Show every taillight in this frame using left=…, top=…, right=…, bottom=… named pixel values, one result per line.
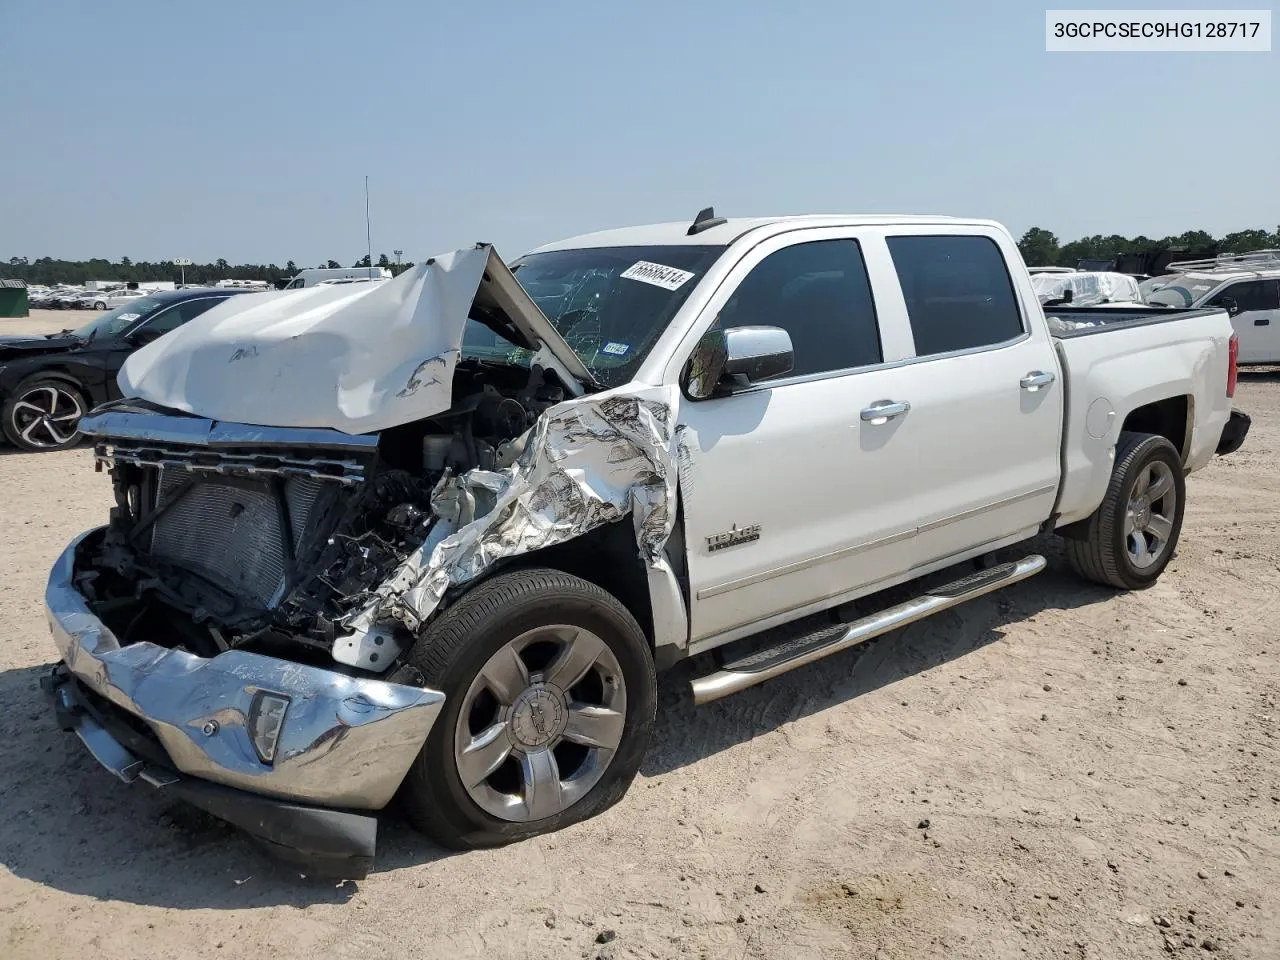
left=1227, top=333, right=1238, bottom=399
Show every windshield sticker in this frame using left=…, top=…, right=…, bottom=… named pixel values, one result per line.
left=601, top=341, right=630, bottom=356
left=116, top=313, right=141, bottom=322
left=620, top=261, right=695, bottom=291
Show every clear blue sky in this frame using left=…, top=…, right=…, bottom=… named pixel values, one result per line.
left=1, top=0, right=1275, bottom=266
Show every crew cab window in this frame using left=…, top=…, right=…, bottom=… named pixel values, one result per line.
left=143, top=297, right=226, bottom=335
left=887, top=235, right=1023, bottom=356
left=717, top=239, right=882, bottom=376
left=1207, top=280, right=1280, bottom=312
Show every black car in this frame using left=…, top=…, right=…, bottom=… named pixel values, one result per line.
left=0, top=288, right=251, bottom=451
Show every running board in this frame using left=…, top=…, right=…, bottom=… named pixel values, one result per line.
left=689, top=554, right=1047, bottom=705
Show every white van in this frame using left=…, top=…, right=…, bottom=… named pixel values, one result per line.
left=283, top=267, right=392, bottom=289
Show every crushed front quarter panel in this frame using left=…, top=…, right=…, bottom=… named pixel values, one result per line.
left=342, top=385, right=681, bottom=635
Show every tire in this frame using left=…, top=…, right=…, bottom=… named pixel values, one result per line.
left=1064, top=431, right=1186, bottom=590
left=1, top=377, right=89, bottom=451
left=396, top=567, right=657, bottom=850
left=94, top=301, right=107, bottom=310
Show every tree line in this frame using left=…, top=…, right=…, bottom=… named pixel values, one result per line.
left=1016, top=226, right=1280, bottom=268
left=7, top=224, right=1280, bottom=285
left=2, top=253, right=417, bottom=286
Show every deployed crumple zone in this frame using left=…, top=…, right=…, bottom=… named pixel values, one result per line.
left=343, top=385, right=680, bottom=635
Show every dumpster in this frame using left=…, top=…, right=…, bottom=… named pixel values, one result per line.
left=0, top=280, right=29, bottom=318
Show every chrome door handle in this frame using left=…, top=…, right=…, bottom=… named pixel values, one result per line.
left=860, top=400, right=911, bottom=424
left=1020, top=370, right=1056, bottom=391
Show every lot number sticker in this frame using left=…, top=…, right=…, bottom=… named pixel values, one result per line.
left=620, top=261, right=695, bottom=291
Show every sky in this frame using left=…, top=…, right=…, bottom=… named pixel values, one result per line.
left=1, top=0, right=1276, bottom=267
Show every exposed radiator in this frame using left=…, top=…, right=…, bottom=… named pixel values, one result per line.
left=149, top=470, right=325, bottom=608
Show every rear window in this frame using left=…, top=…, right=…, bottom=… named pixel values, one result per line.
left=887, top=235, right=1024, bottom=356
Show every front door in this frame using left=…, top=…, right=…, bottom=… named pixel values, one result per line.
left=676, top=232, right=920, bottom=644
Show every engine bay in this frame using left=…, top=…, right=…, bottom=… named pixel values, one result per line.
left=78, top=359, right=570, bottom=671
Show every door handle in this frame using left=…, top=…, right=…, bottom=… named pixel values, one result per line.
left=1020, top=370, right=1056, bottom=391
left=860, top=400, right=911, bottom=424
left=1255, top=317, right=1270, bottom=326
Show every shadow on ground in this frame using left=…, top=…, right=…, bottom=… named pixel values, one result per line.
left=0, top=540, right=1112, bottom=908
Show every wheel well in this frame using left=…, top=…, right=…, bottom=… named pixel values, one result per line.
left=14, top=368, right=85, bottom=394
left=499, top=522, right=655, bottom=643
left=1120, top=396, right=1190, bottom=463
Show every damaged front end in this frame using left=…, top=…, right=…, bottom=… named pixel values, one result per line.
left=44, top=246, right=684, bottom=875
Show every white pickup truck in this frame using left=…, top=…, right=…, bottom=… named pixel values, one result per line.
left=43, top=211, right=1250, bottom=876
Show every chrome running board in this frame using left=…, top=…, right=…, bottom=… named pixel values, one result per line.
left=690, top=554, right=1046, bottom=705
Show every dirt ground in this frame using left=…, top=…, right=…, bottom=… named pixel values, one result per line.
left=1, top=310, right=1277, bottom=960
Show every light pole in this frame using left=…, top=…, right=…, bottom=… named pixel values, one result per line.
left=393, top=249, right=403, bottom=271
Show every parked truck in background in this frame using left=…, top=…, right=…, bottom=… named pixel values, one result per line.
left=42, top=211, right=1249, bottom=877
left=282, top=266, right=392, bottom=289
left=1143, top=249, right=1280, bottom=364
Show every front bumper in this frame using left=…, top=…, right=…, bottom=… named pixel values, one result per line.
left=1217, top=409, right=1251, bottom=456
left=45, top=529, right=446, bottom=871
left=43, top=664, right=379, bottom=878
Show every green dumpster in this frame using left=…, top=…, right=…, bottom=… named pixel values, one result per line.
left=0, top=280, right=28, bottom=318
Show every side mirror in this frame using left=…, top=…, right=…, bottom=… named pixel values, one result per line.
left=1220, top=296, right=1240, bottom=316
left=684, top=325, right=794, bottom=400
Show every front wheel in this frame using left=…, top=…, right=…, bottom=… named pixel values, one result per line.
left=2, top=377, right=88, bottom=451
left=1064, top=431, right=1186, bottom=589
left=396, top=567, right=657, bottom=850
left=94, top=301, right=107, bottom=310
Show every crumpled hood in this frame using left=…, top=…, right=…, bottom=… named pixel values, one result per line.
left=0, top=333, right=81, bottom=360
left=117, top=245, right=592, bottom=435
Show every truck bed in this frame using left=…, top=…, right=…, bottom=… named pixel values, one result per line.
left=1049, top=303, right=1234, bottom=528
left=1044, top=305, right=1222, bottom=337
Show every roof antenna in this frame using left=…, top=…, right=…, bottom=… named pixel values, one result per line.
left=687, top=205, right=727, bottom=236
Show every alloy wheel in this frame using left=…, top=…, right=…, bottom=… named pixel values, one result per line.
left=453, top=625, right=627, bottom=822
left=10, top=385, right=84, bottom=448
left=1124, top=460, right=1177, bottom=569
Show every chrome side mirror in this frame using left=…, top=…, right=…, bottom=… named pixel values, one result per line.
left=684, top=325, right=795, bottom=399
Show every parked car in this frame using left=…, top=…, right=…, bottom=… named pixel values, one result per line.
left=0, top=288, right=251, bottom=450
left=49, top=289, right=89, bottom=309
left=88, top=288, right=146, bottom=311
left=42, top=212, right=1248, bottom=877
left=1143, top=250, right=1280, bottom=363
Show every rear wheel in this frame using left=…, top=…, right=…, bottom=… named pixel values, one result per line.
left=397, top=567, right=656, bottom=850
left=1064, top=431, right=1185, bottom=589
left=2, top=377, right=88, bottom=451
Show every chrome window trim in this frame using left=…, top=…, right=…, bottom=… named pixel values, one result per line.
left=686, top=327, right=1032, bottom=399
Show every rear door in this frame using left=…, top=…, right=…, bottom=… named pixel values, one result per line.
left=675, top=229, right=921, bottom=644
left=879, top=229, right=1064, bottom=568
left=1208, top=279, right=1280, bottom=363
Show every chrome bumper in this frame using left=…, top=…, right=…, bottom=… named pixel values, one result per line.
left=46, top=529, right=445, bottom=810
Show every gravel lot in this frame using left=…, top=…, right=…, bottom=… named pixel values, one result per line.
left=2, top=310, right=1278, bottom=959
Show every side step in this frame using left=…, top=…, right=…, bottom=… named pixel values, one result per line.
left=689, top=554, right=1046, bottom=705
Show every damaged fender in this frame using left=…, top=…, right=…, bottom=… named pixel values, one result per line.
left=341, top=385, right=685, bottom=645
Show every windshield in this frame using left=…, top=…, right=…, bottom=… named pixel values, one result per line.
left=1143, top=275, right=1220, bottom=308
left=461, top=244, right=723, bottom=387
left=72, top=297, right=162, bottom=338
